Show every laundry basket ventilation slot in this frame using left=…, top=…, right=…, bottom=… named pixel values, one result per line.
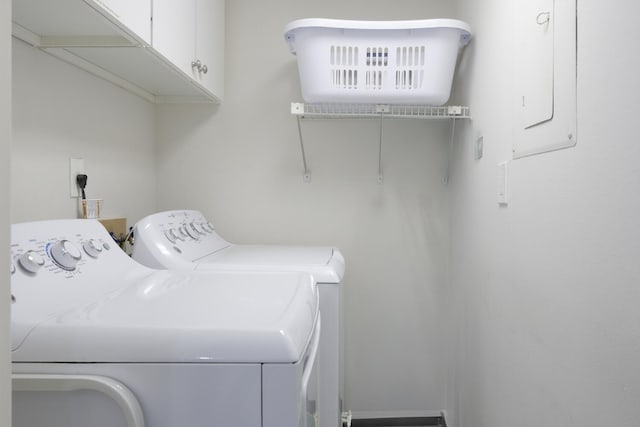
left=327, top=43, right=433, bottom=94
left=331, top=45, right=359, bottom=89
left=396, top=46, right=426, bottom=90
left=366, top=47, right=389, bottom=66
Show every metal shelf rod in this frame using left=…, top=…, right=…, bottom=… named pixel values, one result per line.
left=378, top=113, right=384, bottom=184
left=296, top=116, right=311, bottom=182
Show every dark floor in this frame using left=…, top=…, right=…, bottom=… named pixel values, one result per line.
left=350, top=416, right=446, bottom=427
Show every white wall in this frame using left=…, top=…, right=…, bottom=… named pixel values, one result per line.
left=155, top=0, right=457, bottom=415
left=449, top=1, right=640, bottom=426
left=11, top=39, right=157, bottom=225
left=1, top=3, right=11, bottom=427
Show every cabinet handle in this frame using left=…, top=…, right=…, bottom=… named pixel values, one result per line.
left=191, top=60, right=208, bottom=74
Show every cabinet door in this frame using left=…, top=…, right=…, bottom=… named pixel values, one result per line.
left=194, top=0, right=224, bottom=99
left=152, top=0, right=196, bottom=76
left=90, top=0, right=152, bottom=44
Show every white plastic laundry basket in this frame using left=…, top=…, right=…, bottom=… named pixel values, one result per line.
left=284, top=18, right=472, bottom=105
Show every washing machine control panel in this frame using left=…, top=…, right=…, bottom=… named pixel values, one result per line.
left=11, top=232, right=114, bottom=277
left=132, top=210, right=230, bottom=268
left=10, top=219, right=151, bottom=352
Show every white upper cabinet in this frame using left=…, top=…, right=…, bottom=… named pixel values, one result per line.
left=92, top=0, right=151, bottom=44
left=152, top=0, right=224, bottom=99
left=152, top=0, right=197, bottom=76
left=195, top=0, right=225, bottom=99
left=11, top=0, right=224, bottom=103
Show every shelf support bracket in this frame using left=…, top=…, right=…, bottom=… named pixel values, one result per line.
left=378, top=112, right=384, bottom=184
left=443, top=117, right=458, bottom=185
left=296, top=116, right=311, bottom=182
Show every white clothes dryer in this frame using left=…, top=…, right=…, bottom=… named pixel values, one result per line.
left=131, top=210, right=345, bottom=427
left=132, top=210, right=345, bottom=427
left=11, top=219, right=320, bottom=427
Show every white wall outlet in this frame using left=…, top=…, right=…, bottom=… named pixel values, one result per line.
left=69, top=157, right=85, bottom=198
left=498, top=161, right=508, bottom=205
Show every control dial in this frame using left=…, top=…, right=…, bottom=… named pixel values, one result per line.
left=164, top=229, right=178, bottom=244
left=49, top=240, right=82, bottom=271
left=190, top=222, right=206, bottom=235
left=174, top=228, right=185, bottom=241
left=83, top=239, right=103, bottom=258
left=184, top=224, right=199, bottom=240
left=18, top=250, right=45, bottom=274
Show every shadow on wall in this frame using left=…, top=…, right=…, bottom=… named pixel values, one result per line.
left=155, top=103, right=219, bottom=151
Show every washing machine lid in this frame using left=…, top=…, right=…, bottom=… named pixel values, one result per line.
left=196, top=245, right=345, bottom=284
left=12, top=270, right=318, bottom=364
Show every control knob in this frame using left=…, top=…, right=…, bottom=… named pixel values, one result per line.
left=164, top=229, right=178, bottom=244
left=184, top=224, right=199, bottom=239
left=190, top=222, right=206, bottom=235
left=49, top=240, right=82, bottom=271
left=18, top=250, right=45, bottom=274
left=83, top=239, right=103, bottom=258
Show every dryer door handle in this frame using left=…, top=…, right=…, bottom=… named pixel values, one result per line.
left=300, top=314, right=321, bottom=425
left=13, top=373, right=146, bottom=427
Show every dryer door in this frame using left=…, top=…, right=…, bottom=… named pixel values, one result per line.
left=263, top=316, right=321, bottom=427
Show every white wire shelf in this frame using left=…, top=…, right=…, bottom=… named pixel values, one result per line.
left=291, top=102, right=471, bottom=120
left=290, top=102, right=471, bottom=183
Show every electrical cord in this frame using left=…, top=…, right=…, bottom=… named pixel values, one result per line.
left=76, top=174, right=88, bottom=199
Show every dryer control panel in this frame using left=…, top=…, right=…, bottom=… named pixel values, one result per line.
left=132, top=209, right=345, bottom=284
left=132, top=210, right=231, bottom=269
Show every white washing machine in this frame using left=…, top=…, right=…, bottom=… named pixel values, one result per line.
left=131, top=210, right=345, bottom=427
left=11, top=219, right=320, bottom=427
